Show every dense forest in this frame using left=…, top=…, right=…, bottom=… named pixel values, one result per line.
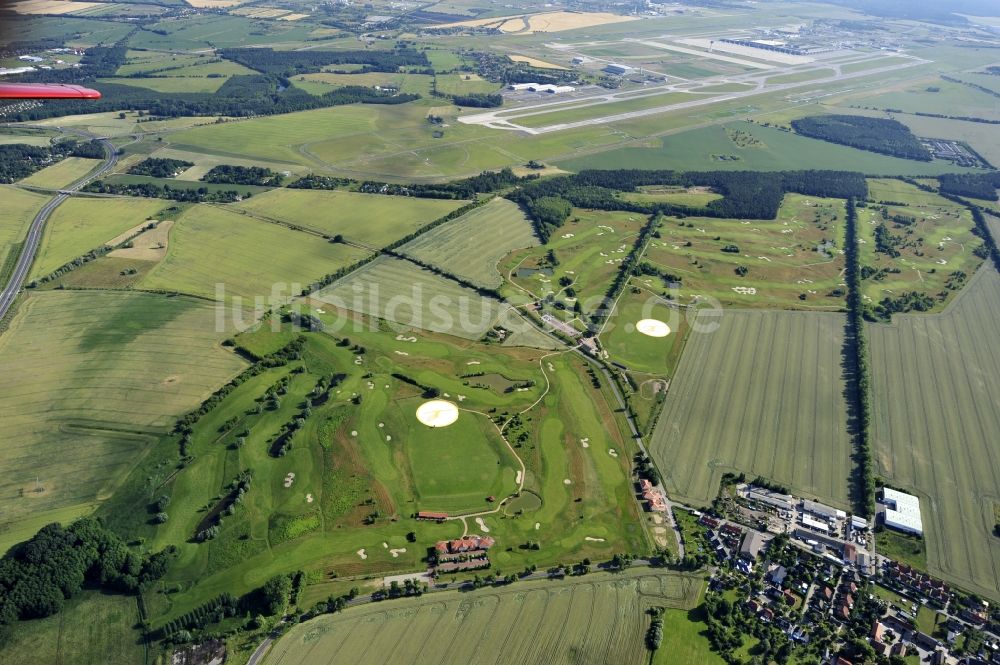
left=0, top=143, right=60, bottom=183
left=0, top=519, right=170, bottom=629
left=202, top=165, right=283, bottom=186
left=219, top=47, right=430, bottom=76
left=790, top=115, right=931, bottom=161
left=450, top=92, right=503, bottom=108
left=129, top=157, right=194, bottom=178
left=938, top=172, right=1000, bottom=200
left=507, top=169, right=868, bottom=241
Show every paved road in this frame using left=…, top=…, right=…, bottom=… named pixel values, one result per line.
left=0, top=130, right=119, bottom=320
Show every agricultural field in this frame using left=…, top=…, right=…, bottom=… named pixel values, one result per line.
left=859, top=79, right=1000, bottom=122
left=643, top=194, right=849, bottom=311
left=434, top=73, right=503, bottom=95
left=315, top=256, right=504, bottom=340
left=0, top=592, right=144, bottom=665
left=858, top=179, right=984, bottom=316
left=398, top=198, right=539, bottom=288
left=868, top=264, right=1000, bottom=601
left=0, top=186, right=48, bottom=280
left=0, top=291, right=246, bottom=552
left=138, top=204, right=370, bottom=301
left=265, top=569, right=703, bottom=665
left=18, top=156, right=100, bottom=189
left=504, top=209, right=647, bottom=318
left=291, top=72, right=433, bottom=97
left=558, top=122, right=975, bottom=176
left=100, top=76, right=227, bottom=94
left=649, top=309, right=853, bottom=509
left=29, top=196, right=167, bottom=279
left=228, top=189, right=467, bottom=247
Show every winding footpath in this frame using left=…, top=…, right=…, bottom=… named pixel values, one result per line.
left=0, top=128, right=120, bottom=321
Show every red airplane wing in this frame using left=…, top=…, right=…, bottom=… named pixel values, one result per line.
left=0, top=83, right=101, bottom=100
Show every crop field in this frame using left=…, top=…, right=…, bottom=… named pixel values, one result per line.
left=505, top=209, right=647, bottom=317
left=139, top=205, right=370, bottom=301
left=644, top=194, right=848, bottom=310
left=892, top=114, right=1000, bottom=169
left=868, top=265, right=1000, bottom=601
left=649, top=309, right=852, bottom=508
left=292, top=72, right=433, bottom=97
left=315, top=256, right=503, bottom=340
left=143, top=147, right=308, bottom=181
left=436, top=10, right=638, bottom=33
left=100, top=75, right=227, bottom=94
left=228, top=189, right=466, bottom=247
left=0, top=291, right=246, bottom=551
left=265, top=569, right=702, bottom=665
left=0, top=591, right=143, bottom=665
left=558, top=122, right=974, bottom=176
left=398, top=198, right=538, bottom=287
left=18, top=156, right=100, bottom=189
left=858, top=179, right=984, bottom=314
left=29, top=196, right=167, bottom=279
left=0, top=186, right=48, bottom=279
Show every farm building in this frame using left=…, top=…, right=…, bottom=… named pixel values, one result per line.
left=604, top=63, right=632, bottom=76
left=800, top=514, right=830, bottom=534
left=879, top=488, right=923, bottom=536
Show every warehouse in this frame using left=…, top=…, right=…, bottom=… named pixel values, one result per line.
left=880, top=488, right=923, bottom=536
left=802, top=499, right=846, bottom=521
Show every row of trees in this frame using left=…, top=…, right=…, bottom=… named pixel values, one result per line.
left=358, top=167, right=532, bottom=200
left=201, top=165, right=283, bottom=186
left=843, top=198, right=876, bottom=518
left=128, top=157, right=194, bottom=178
left=0, top=519, right=171, bottom=625
left=84, top=179, right=251, bottom=203
left=791, top=114, right=931, bottom=161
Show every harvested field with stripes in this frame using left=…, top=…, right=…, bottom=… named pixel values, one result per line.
left=398, top=198, right=539, bottom=288
left=265, top=570, right=703, bottom=665
left=649, top=309, right=852, bottom=508
left=869, top=264, right=1000, bottom=601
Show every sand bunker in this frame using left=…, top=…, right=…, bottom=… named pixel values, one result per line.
left=390, top=548, right=406, bottom=558
left=416, top=400, right=459, bottom=428
left=357, top=548, right=367, bottom=559
left=563, top=478, right=572, bottom=485
left=306, top=494, right=313, bottom=503
left=515, top=470, right=523, bottom=484
left=585, top=536, right=606, bottom=542
left=476, top=517, right=491, bottom=533
left=635, top=319, right=671, bottom=337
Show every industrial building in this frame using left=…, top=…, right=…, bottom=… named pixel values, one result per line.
left=508, top=82, right=575, bottom=94
left=603, top=63, right=632, bottom=76
left=880, top=487, right=923, bottom=536
left=745, top=486, right=795, bottom=512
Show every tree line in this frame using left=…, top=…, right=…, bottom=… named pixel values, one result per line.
left=128, top=157, right=194, bottom=178
left=202, top=165, right=283, bottom=186
left=938, top=172, right=1000, bottom=201
left=790, top=115, right=931, bottom=161
left=83, top=179, right=252, bottom=203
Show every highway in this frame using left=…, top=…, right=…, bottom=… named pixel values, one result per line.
left=0, top=130, right=119, bottom=321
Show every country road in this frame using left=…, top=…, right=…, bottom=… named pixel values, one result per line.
left=0, top=129, right=120, bottom=321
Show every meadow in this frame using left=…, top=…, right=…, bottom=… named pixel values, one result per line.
left=398, top=198, right=539, bottom=287
left=860, top=79, right=1000, bottom=122
left=649, top=309, right=852, bottom=509
left=292, top=72, right=433, bottom=97
left=0, top=291, right=246, bottom=553
left=868, top=265, right=1000, bottom=601
left=0, top=592, right=144, bottom=665
left=138, top=204, right=371, bottom=301
left=642, top=194, right=849, bottom=311
left=558, top=122, right=974, bottom=176
left=30, top=196, right=167, bottom=278
left=600, top=282, right=690, bottom=378
left=100, top=76, right=227, bottom=94
left=315, top=256, right=503, bottom=340
left=618, top=185, right=722, bottom=208
left=265, top=569, right=703, bottom=665
left=228, top=189, right=466, bottom=247
left=19, top=156, right=101, bottom=189
left=859, top=179, right=984, bottom=314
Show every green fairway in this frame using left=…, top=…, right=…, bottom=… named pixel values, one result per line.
left=601, top=281, right=689, bottom=377
left=643, top=194, right=849, bottom=311
left=398, top=198, right=539, bottom=287
left=19, top=157, right=101, bottom=189
left=0, top=592, right=143, bottom=665
left=228, top=188, right=466, bottom=247
left=649, top=309, right=852, bottom=508
left=30, top=196, right=167, bottom=279
left=139, top=204, right=371, bottom=301
left=0, top=291, right=246, bottom=553
left=859, top=179, right=984, bottom=315
left=558, top=122, right=974, bottom=175
left=265, top=569, right=705, bottom=665
left=619, top=185, right=723, bottom=208
left=868, top=265, right=1000, bottom=601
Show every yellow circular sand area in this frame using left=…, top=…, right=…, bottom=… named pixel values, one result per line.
left=635, top=319, right=671, bottom=337
left=415, top=400, right=459, bottom=427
